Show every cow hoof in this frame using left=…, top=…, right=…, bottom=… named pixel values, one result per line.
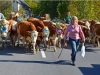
left=33, top=51, right=36, bottom=54
left=26, top=50, right=29, bottom=52
left=17, top=44, right=19, bottom=47
left=94, top=45, right=97, bottom=47
left=54, top=49, right=57, bottom=52
left=64, top=44, right=68, bottom=47
left=58, top=46, right=61, bottom=48
left=10, top=44, right=13, bottom=46
left=24, top=48, right=26, bottom=50
left=36, top=49, right=39, bottom=52
left=48, top=46, right=50, bottom=49
left=44, top=48, right=46, bottom=51
left=0, top=47, right=2, bottom=50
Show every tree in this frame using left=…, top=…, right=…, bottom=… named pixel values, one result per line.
left=39, top=1, right=59, bottom=19
left=0, top=1, right=12, bottom=18
left=57, top=1, right=70, bottom=19
left=25, top=0, right=40, bottom=17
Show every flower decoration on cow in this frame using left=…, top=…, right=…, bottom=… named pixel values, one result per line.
left=42, top=26, right=50, bottom=41
left=56, top=22, right=63, bottom=36
left=0, top=19, right=9, bottom=37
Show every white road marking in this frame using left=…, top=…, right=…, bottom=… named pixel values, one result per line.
left=40, top=49, right=46, bottom=58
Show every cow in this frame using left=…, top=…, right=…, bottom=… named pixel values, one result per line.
left=43, top=20, right=67, bottom=52
left=78, top=20, right=91, bottom=43
left=89, top=20, right=100, bottom=47
left=17, top=21, right=38, bottom=54
left=27, top=17, right=50, bottom=51
left=39, top=17, right=46, bottom=21
left=7, top=12, right=23, bottom=47
left=7, top=19, right=18, bottom=47
left=0, top=19, right=11, bottom=49
left=27, top=17, right=45, bottom=31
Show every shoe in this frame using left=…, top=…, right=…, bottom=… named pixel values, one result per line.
left=72, top=62, right=76, bottom=66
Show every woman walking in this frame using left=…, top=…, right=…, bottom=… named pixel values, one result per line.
left=64, top=16, right=85, bottom=66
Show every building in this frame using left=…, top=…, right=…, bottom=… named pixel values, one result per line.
left=11, top=0, right=31, bottom=12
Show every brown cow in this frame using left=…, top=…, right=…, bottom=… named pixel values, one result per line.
left=27, top=17, right=49, bottom=51
left=27, top=17, right=45, bottom=31
left=89, top=20, right=100, bottom=47
left=17, top=21, right=38, bottom=54
left=43, top=20, right=67, bottom=52
left=78, top=20, right=91, bottom=42
left=8, top=20, right=18, bottom=47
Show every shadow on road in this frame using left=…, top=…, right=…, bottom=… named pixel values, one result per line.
left=78, top=64, right=100, bottom=75
left=0, top=45, right=33, bottom=56
left=0, top=59, right=72, bottom=65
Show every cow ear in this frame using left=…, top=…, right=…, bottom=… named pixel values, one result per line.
left=26, top=31, right=31, bottom=35
left=38, top=32, right=43, bottom=36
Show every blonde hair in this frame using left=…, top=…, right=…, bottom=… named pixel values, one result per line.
left=71, top=16, right=78, bottom=25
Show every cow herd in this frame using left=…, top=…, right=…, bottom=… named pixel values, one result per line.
left=0, top=14, right=100, bottom=54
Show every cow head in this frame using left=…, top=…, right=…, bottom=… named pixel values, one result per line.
left=56, top=22, right=63, bottom=38
left=56, top=28, right=63, bottom=38
left=42, top=26, right=50, bottom=41
left=84, top=21, right=93, bottom=38
left=12, top=21, right=17, bottom=31
left=0, top=19, right=9, bottom=38
left=85, top=21, right=90, bottom=30
left=31, top=30, right=38, bottom=43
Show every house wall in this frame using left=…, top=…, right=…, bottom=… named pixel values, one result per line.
left=11, top=0, right=21, bottom=12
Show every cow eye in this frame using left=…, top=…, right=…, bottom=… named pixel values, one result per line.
left=34, top=34, right=36, bottom=37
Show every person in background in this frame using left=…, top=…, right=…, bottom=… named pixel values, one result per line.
left=64, top=11, right=71, bottom=24
left=0, top=10, right=4, bottom=21
left=45, top=14, right=51, bottom=20
left=37, top=12, right=42, bottom=19
left=64, top=16, right=85, bottom=66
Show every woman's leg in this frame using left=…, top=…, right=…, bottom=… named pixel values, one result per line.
left=73, top=39, right=80, bottom=62
left=69, top=38, right=77, bottom=62
left=69, top=38, right=80, bottom=63
left=76, top=39, right=80, bottom=53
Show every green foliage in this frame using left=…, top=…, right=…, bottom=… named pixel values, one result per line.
left=57, top=1, right=100, bottom=21
left=1, top=0, right=100, bottom=21
left=25, top=0, right=40, bottom=16
left=57, top=2, right=70, bottom=19
left=0, top=1, right=12, bottom=19
left=39, top=1, right=59, bottom=18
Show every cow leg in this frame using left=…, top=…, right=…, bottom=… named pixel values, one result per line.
left=22, top=37, right=26, bottom=48
left=32, top=43, right=36, bottom=54
left=15, top=35, right=22, bottom=47
left=36, top=44, right=39, bottom=52
left=53, top=37, right=58, bottom=52
left=93, top=36, right=97, bottom=47
left=47, top=39, right=51, bottom=49
left=98, top=39, right=100, bottom=47
left=4, top=38, right=8, bottom=50
left=10, top=34, right=14, bottom=47
left=0, top=42, right=2, bottom=50
left=36, top=40, right=41, bottom=52
left=43, top=40, right=47, bottom=51
left=97, top=38, right=100, bottom=47
left=64, top=41, right=67, bottom=48
left=58, top=37, right=61, bottom=48
left=25, top=42, right=29, bottom=52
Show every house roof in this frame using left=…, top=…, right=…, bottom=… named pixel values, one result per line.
left=16, top=0, right=31, bottom=9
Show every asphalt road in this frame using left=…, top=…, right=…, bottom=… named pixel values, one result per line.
left=0, top=40, right=100, bottom=75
